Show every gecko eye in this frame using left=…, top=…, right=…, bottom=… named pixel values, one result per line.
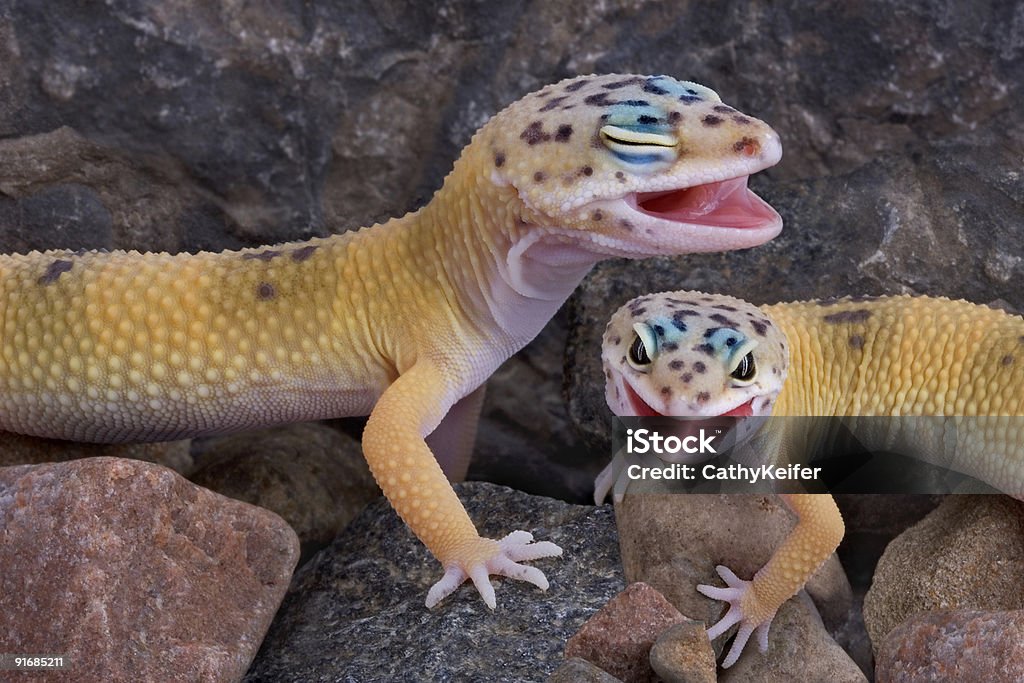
left=628, top=335, right=651, bottom=366
left=627, top=322, right=658, bottom=370
left=600, top=125, right=677, bottom=148
left=730, top=352, right=756, bottom=382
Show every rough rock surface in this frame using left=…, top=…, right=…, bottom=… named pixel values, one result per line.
left=245, top=482, right=623, bottom=682
left=615, top=494, right=853, bottom=633
left=648, top=620, right=717, bottom=683
left=190, top=423, right=379, bottom=563
left=719, top=594, right=867, bottom=683
left=875, top=609, right=1024, bottom=683
left=863, top=495, right=1024, bottom=653
left=564, top=582, right=688, bottom=683
left=0, top=457, right=299, bottom=683
left=0, top=430, right=194, bottom=473
left=548, top=657, right=624, bottom=683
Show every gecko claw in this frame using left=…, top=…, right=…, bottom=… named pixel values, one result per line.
left=696, top=563, right=777, bottom=668
left=425, top=531, right=562, bottom=609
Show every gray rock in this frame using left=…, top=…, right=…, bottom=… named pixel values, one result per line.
left=245, top=482, right=623, bottom=682
left=190, top=423, right=379, bottom=564
left=875, top=609, right=1024, bottom=683
left=719, top=594, right=867, bottom=682
left=548, top=657, right=623, bottom=683
left=0, top=430, right=193, bottom=474
left=0, top=457, right=299, bottom=683
left=649, top=620, right=717, bottom=683
left=863, top=495, right=1024, bottom=654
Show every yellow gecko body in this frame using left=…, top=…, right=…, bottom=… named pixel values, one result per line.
left=1, top=75, right=784, bottom=607
left=601, top=292, right=1024, bottom=666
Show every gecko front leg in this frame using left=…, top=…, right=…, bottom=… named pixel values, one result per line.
left=361, top=362, right=562, bottom=608
left=696, top=493, right=844, bottom=667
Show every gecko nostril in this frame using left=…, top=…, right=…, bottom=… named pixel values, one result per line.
left=734, top=137, right=760, bottom=156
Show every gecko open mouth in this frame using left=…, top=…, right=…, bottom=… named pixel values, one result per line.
left=633, top=176, right=778, bottom=230
left=623, top=379, right=755, bottom=419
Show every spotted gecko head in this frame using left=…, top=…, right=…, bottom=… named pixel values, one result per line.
left=601, top=291, right=788, bottom=417
left=479, top=74, right=783, bottom=258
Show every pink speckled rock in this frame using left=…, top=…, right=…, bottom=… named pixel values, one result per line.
left=876, top=610, right=1024, bottom=683
left=565, top=582, right=688, bottom=683
left=0, top=457, right=299, bottom=683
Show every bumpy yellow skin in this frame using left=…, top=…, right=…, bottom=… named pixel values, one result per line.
left=1, top=74, right=785, bottom=608
left=603, top=291, right=1024, bottom=665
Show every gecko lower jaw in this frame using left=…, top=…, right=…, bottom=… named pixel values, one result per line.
left=623, top=379, right=758, bottom=418
left=631, top=175, right=780, bottom=231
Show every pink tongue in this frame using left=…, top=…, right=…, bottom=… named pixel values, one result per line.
left=636, top=177, right=773, bottom=229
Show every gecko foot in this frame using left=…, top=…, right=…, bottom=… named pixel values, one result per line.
left=425, top=530, right=563, bottom=609
left=696, top=564, right=775, bottom=668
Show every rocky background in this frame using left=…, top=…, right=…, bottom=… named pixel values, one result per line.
left=1, top=1, right=1022, bottom=681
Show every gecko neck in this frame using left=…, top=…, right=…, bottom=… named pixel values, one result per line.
left=412, top=154, right=606, bottom=352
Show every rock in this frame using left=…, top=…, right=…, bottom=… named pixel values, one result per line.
left=564, top=582, right=687, bottom=683
left=719, top=594, right=867, bottom=682
left=875, top=609, right=1024, bottom=683
left=245, top=482, right=623, bottom=682
left=615, top=494, right=853, bottom=636
left=190, top=423, right=379, bottom=563
left=548, top=657, right=623, bottom=683
left=863, top=495, right=1024, bottom=653
left=648, top=620, right=717, bottom=683
left=0, top=430, right=193, bottom=474
left=565, top=141, right=1024, bottom=453
left=0, top=457, right=299, bottom=683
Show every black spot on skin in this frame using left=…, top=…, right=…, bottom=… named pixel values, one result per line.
left=702, top=115, right=724, bottom=126
left=1003, top=355, right=1015, bottom=365
left=750, top=320, right=769, bottom=336
left=849, top=334, right=865, bottom=350
left=242, top=250, right=281, bottom=262
left=610, top=335, right=621, bottom=346
left=579, top=166, right=593, bottom=176
left=679, top=95, right=703, bottom=104
left=669, top=360, right=685, bottom=370
left=710, top=313, right=739, bottom=327
left=823, top=309, right=873, bottom=324
left=631, top=308, right=646, bottom=317
left=674, top=309, right=701, bottom=318
left=564, top=79, right=589, bottom=92
left=697, top=344, right=715, bottom=356
left=628, top=296, right=652, bottom=309
left=732, top=115, right=752, bottom=125
left=584, top=92, right=618, bottom=107
left=725, top=337, right=737, bottom=347
left=38, top=259, right=73, bottom=285
left=681, top=373, right=693, bottom=383
left=661, top=386, right=672, bottom=397
left=662, top=342, right=678, bottom=352
left=643, top=82, right=669, bottom=95
left=667, top=111, right=683, bottom=124
left=693, top=361, right=706, bottom=373
left=615, top=171, right=625, bottom=180
left=520, top=121, right=551, bottom=144
left=713, top=304, right=738, bottom=312
left=637, top=114, right=659, bottom=125
left=603, top=77, right=643, bottom=89
left=697, top=391, right=711, bottom=403
left=533, top=171, right=546, bottom=183
left=733, top=137, right=760, bottom=155
left=291, top=245, right=318, bottom=262
left=619, top=219, right=634, bottom=232
left=621, top=99, right=651, bottom=107
left=256, top=282, right=276, bottom=300
left=713, top=105, right=735, bottom=113
left=539, top=96, right=569, bottom=112
left=653, top=324, right=665, bottom=336
left=555, top=124, right=573, bottom=142
left=670, top=313, right=689, bottom=332
left=620, top=355, right=627, bottom=365
left=494, top=152, right=506, bottom=167
left=592, top=210, right=604, bottom=221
